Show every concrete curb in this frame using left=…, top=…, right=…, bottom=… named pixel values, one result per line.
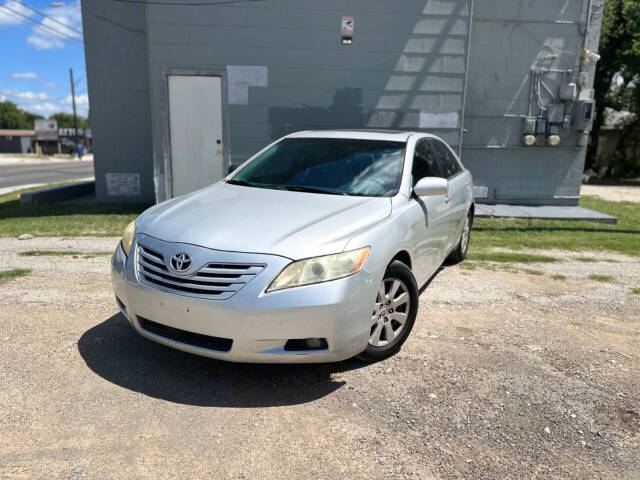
left=20, top=181, right=96, bottom=205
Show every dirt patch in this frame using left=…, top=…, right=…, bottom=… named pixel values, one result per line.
left=1, top=238, right=639, bottom=479
left=581, top=183, right=640, bottom=203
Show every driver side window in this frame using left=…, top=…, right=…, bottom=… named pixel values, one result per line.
left=412, top=140, right=442, bottom=186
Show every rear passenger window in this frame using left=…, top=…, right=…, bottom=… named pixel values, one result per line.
left=432, top=141, right=462, bottom=178
left=412, top=140, right=442, bottom=185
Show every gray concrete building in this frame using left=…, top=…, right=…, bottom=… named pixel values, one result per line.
left=81, top=0, right=604, bottom=205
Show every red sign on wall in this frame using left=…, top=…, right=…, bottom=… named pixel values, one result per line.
left=341, top=16, right=354, bottom=35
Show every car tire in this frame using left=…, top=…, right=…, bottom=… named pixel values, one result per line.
left=357, top=260, right=419, bottom=362
left=447, top=210, right=472, bottom=264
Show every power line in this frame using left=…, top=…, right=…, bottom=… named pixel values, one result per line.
left=110, top=0, right=265, bottom=6
left=7, top=0, right=83, bottom=35
left=0, top=4, right=83, bottom=45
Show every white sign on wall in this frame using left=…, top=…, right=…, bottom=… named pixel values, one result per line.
left=106, top=173, right=141, bottom=196
left=35, top=119, right=58, bottom=141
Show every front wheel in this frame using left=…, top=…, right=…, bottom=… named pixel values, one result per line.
left=447, top=210, right=472, bottom=263
left=357, top=260, right=418, bottom=362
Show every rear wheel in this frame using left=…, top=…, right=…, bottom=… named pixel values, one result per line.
left=357, top=260, right=418, bottom=362
left=447, top=210, right=472, bottom=263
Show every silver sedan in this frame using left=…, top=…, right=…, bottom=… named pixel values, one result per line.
left=111, top=130, right=474, bottom=363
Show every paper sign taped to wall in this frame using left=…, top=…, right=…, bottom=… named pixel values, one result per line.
left=227, top=66, right=268, bottom=105
left=419, top=111, right=459, bottom=129
left=106, top=173, right=141, bottom=196
left=341, top=16, right=354, bottom=35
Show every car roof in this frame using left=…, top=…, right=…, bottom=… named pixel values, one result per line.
left=285, top=129, right=434, bottom=142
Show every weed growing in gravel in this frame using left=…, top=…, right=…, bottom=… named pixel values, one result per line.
left=551, top=274, right=567, bottom=281
left=0, top=268, right=32, bottom=284
left=19, top=250, right=111, bottom=259
left=522, top=269, right=544, bottom=276
left=589, top=274, right=615, bottom=283
left=631, top=288, right=640, bottom=295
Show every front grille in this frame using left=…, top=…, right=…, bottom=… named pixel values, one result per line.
left=136, top=244, right=265, bottom=300
left=138, top=317, right=232, bottom=352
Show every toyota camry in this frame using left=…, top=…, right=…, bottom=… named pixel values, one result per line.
left=111, top=130, right=474, bottom=363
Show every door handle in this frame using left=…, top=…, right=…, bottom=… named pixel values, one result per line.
left=444, top=194, right=451, bottom=203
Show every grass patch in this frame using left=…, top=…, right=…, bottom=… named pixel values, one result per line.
left=0, top=184, right=147, bottom=237
left=589, top=274, right=615, bottom=283
left=575, top=256, right=619, bottom=263
left=0, top=268, right=32, bottom=284
left=631, top=288, right=640, bottom=295
left=19, top=250, right=111, bottom=258
left=472, top=196, right=640, bottom=257
left=551, top=274, right=567, bottom=281
left=467, top=251, right=558, bottom=263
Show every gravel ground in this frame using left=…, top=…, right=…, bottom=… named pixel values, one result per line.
left=1, top=237, right=639, bottom=479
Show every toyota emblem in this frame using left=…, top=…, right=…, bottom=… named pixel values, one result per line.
left=170, top=252, right=192, bottom=272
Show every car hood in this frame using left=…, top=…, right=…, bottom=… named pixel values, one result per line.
left=137, top=182, right=391, bottom=259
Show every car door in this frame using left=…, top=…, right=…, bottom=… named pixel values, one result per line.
left=431, top=140, right=469, bottom=249
left=408, top=139, right=452, bottom=283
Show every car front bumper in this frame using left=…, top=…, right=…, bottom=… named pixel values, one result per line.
left=111, top=234, right=379, bottom=363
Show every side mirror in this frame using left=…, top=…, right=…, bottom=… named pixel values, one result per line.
left=228, top=164, right=237, bottom=174
left=414, top=177, right=448, bottom=197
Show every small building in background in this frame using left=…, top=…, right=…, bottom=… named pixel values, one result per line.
left=80, top=0, right=604, bottom=205
left=0, top=129, right=34, bottom=154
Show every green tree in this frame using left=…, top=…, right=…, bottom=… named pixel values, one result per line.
left=49, top=112, right=90, bottom=129
left=588, top=0, right=640, bottom=174
left=0, top=100, right=42, bottom=129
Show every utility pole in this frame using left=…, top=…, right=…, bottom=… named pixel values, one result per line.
left=69, top=67, right=79, bottom=149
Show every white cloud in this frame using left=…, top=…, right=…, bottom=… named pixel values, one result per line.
left=0, top=0, right=31, bottom=26
left=26, top=1, right=82, bottom=50
left=29, top=102, right=58, bottom=115
left=11, top=71, right=37, bottom=79
left=1, top=88, right=89, bottom=115
left=17, top=91, right=51, bottom=101
left=2, top=89, right=52, bottom=101
left=26, top=33, right=64, bottom=50
left=63, top=93, right=88, bottom=107
left=0, top=1, right=82, bottom=50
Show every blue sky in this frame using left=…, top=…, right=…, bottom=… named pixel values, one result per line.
left=0, top=0, right=88, bottom=117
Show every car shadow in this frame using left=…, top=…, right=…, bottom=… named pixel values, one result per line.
left=78, top=314, right=366, bottom=408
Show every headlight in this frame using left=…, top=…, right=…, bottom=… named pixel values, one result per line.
left=267, top=247, right=370, bottom=292
left=120, top=221, right=136, bottom=257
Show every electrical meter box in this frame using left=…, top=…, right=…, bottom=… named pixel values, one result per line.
left=547, top=104, right=564, bottom=124
left=559, top=82, right=577, bottom=101
left=573, top=100, right=595, bottom=130
left=522, top=116, right=536, bottom=135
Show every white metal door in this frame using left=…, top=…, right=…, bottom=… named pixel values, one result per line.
left=168, top=75, right=224, bottom=197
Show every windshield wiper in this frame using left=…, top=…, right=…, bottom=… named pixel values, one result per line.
left=225, top=179, right=256, bottom=187
left=280, top=185, right=349, bottom=196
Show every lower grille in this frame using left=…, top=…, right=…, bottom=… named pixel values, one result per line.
left=138, top=317, right=233, bottom=352
left=136, top=244, right=265, bottom=300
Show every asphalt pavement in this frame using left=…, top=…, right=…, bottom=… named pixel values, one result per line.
left=0, top=160, right=94, bottom=190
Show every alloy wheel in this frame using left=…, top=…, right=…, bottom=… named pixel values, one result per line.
left=460, top=215, right=470, bottom=253
left=369, top=278, right=410, bottom=347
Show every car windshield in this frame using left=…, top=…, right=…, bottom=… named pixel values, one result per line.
left=227, top=138, right=406, bottom=197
